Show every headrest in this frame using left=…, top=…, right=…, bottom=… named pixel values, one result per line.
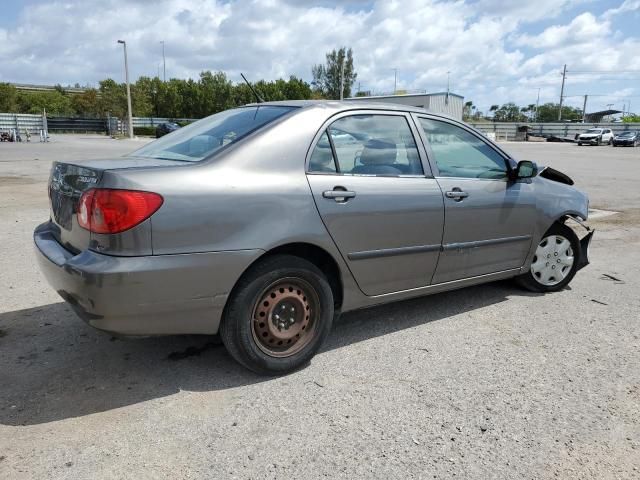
left=360, top=139, right=397, bottom=165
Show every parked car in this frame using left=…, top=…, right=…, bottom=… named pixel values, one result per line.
left=577, top=128, right=613, bottom=145
left=612, top=130, right=639, bottom=147
left=34, top=101, right=593, bottom=375
left=155, top=122, right=180, bottom=138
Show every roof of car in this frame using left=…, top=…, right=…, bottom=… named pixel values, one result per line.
left=244, top=100, right=459, bottom=122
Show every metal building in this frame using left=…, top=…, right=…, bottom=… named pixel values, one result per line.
left=346, top=92, right=464, bottom=119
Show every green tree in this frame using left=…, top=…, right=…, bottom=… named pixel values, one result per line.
left=463, top=101, right=474, bottom=120
left=535, top=103, right=582, bottom=122
left=16, top=90, right=73, bottom=115
left=98, top=79, right=128, bottom=118
left=493, top=102, right=525, bottom=122
left=312, top=47, right=357, bottom=99
left=71, top=89, right=100, bottom=116
left=622, top=114, right=640, bottom=123
left=0, top=83, right=18, bottom=111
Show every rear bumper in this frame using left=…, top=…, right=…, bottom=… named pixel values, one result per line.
left=34, top=221, right=262, bottom=335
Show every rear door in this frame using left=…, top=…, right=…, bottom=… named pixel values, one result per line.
left=414, top=115, right=537, bottom=284
left=306, top=111, right=445, bottom=296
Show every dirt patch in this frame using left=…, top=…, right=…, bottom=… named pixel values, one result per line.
left=0, top=176, right=39, bottom=186
left=590, top=207, right=640, bottom=228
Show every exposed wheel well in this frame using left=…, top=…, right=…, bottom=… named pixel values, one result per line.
left=234, top=243, right=343, bottom=311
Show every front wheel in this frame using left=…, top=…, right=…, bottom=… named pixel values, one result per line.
left=516, top=223, right=580, bottom=293
left=220, top=254, right=334, bottom=375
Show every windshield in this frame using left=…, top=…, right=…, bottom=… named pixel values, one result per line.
left=131, top=106, right=297, bottom=162
left=585, top=129, right=602, bottom=134
left=618, top=131, right=634, bottom=136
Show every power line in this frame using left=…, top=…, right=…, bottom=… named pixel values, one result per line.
left=567, top=69, right=640, bottom=74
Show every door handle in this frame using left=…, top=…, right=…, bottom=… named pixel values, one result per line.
left=323, top=188, right=356, bottom=202
left=445, top=190, right=469, bottom=201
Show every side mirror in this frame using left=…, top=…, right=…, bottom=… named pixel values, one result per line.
left=514, top=160, right=538, bottom=179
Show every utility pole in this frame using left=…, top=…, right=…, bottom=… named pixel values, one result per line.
left=340, top=57, right=345, bottom=100
left=606, top=103, right=614, bottom=122
left=558, top=64, right=567, bottom=121
left=581, top=94, right=588, bottom=123
left=535, top=88, right=541, bottom=122
left=161, top=41, right=166, bottom=82
left=117, top=40, right=134, bottom=139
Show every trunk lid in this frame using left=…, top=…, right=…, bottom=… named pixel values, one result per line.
left=48, top=157, right=185, bottom=253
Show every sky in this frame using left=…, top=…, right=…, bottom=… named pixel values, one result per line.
left=1, top=0, right=639, bottom=114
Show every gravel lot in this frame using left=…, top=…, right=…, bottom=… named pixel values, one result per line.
left=0, top=135, right=638, bottom=479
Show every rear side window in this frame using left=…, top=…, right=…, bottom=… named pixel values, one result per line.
left=419, top=118, right=507, bottom=179
left=130, top=106, right=296, bottom=162
left=308, top=132, right=338, bottom=173
left=311, top=115, right=423, bottom=176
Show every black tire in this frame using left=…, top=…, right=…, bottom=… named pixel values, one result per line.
left=220, top=254, right=334, bottom=375
left=597, top=137, right=601, bottom=146
left=577, top=142, right=582, bottom=146
left=608, top=137, right=613, bottom=145
left=516, top=222, right=581, bottom=293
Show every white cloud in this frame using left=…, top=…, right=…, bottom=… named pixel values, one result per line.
left=602, top=0, right=640, bottom=19
left=515, top=13, right=610, bottom=49
left=0, top=0, right=637, bottom=113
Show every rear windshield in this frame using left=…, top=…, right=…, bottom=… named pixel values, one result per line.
left=130, top=106, right=296, bottom=162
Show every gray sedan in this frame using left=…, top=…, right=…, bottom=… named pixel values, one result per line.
left=34, top=101, right=593, bottom=374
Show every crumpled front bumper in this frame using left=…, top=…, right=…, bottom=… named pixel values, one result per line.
left=576, top=230, right=594, bottom=271
left=564, top=216, right=593, bottom=271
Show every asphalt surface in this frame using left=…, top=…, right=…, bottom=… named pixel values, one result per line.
left=0, top=135, right=638, bottom=479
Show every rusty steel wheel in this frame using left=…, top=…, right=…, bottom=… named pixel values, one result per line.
left=220, top=254, right=335, bottom=375
left=251, top=278, right=319, bottom=357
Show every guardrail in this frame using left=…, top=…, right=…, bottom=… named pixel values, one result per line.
left=0, top=113, right=199, bottom=136
left=0, top=113, right=44, bottom=133
left=468, top=122, right=640, bottom=141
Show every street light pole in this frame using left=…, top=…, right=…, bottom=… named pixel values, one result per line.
left=160, top=40, right=166, bottom=82
left=393, top=68, right=397, bottom=94
left=117, top=40, right=134, bottom=139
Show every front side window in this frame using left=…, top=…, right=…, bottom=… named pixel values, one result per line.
left=131, top=106, right=296, bottom=162
left=322, top=115, right=423, bottom=176
left=419, top=118, right=508, bottom=179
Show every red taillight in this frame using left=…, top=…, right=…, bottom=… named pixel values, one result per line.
left=78, top=189, right=163, bottom=234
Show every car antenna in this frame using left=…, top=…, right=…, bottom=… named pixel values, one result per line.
left=241, top=73, right=265, bottom=103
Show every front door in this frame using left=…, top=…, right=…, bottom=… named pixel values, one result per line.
left=306, top=112, right=445, bottom=296
left=415, top=115, right=537, bottom=284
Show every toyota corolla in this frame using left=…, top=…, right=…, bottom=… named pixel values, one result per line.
left=35, top=101, right=593, bottom=374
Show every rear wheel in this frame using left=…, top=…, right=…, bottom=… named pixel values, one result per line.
left=516, top=223, right=580, bottom=293
left=220, top=255, right=334, bottom=375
